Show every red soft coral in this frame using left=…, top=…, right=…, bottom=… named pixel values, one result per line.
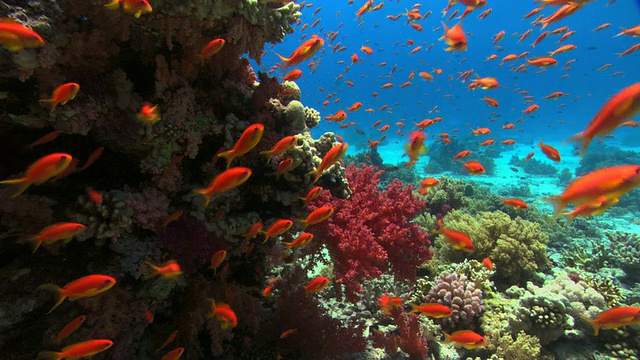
left=308, top=163, right=432, bottom=301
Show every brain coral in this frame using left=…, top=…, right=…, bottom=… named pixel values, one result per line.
left=437, top=210, right=550, bottom=287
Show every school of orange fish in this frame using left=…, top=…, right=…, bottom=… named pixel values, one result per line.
left=1, top=0, right=640, bottom=358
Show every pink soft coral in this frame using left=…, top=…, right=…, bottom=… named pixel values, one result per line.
left=308, top=163, right=432, bottom=301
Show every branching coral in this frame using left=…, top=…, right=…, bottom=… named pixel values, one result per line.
left=307, top=164, right=433, bottom=301
left=372, top=307, right=429, bottom=358
left=437, top=210, right=550, bottom=287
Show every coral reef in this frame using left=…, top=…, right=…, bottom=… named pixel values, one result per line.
left=423, top=272, right=484, bottom=330
left=436, top=210, right=550, bottom=287
left=307, top=163, right=433, bottom=301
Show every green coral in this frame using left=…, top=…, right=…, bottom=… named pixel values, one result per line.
left=437, top=210, right=550, bottom=286
left=583, top=275, right=625, bottom=307
left=493, top=330, right=542, bottom=360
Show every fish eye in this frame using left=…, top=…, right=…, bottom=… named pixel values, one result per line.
left=60, top=155, right=68, bottom=160
left=104, top=279, right=112, bottom=283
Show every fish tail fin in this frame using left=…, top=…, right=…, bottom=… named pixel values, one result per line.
left=104, top=0, right=120, bottom=10
left=580, top=315, right=600, bottom=336
left=307, top=168, right=321, bottom=184
left=192, top=189, right=212, bottom=209
left=566, top=132, right=590, bottom=157
left=439, top=21, right=449, bottom=39
left=0, top=177, right=30, bottom=198
left=38, top=99, right=58, bottom=112
left=408, top=303, right=419, bottom=314
left=259, top=150, right=273, bottom=164
left=542, top=195, right=567, bottom=221
left=442, top=331, right=452, bottom=344
left=36, top=284, right=66, bottom=314
left=36, top=351, right=62, bottom=360
left=27, top=235, right=43, bottom=253
left=561, top=212, right=577, bottom=227
left=216, top=150, right=234, bottom=169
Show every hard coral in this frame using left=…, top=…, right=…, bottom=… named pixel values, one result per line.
left=372, top=306, right=429, bottom=358
left=424, top=272, right=484, bottom=330
left=308, top=164, right=433, bottom=301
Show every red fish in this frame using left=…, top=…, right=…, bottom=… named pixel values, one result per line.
left=538, top=139, right=561, bottom=162
left=208, top=300, right=237, bottom=329
left=105, top=0, right=153, bottom=18
left=243, top=222, right=263, bottom=240
left=161, top=210, right=184, bottom=228
left=211, top=250, right=227, bottom=272
left=198, top=38, right=225, bottom=64
left=37, top=339, right=113, bottom=360
left=193, top=167, right=252, bottom=208
left=1, top=153, right=73, bottom=197
left=218, top=124, right=264, bottom=168
left=298, top=206, right=334, bottom=229
left=137, top=102, right=160, bottom=124
left=39, top=83, right=80, bottom=112
left=436, top=220, right=474, bottom=252
left=482, top=257, right=493, bottom=271
left=583, top=306, right=640, bottom=336
left=37, top=274, right=116, bottom=314
left=544, top=165, right=640, bottom=219
left=569, top=82, right=640, bottom=155
left=283, top=68, right=302, bottom=81
left=262, top=219, right=294, bottom=242
left=378, top=293, right=403, bottom=316
left=443, top=330, right=487, bottom=349
left=276, top=35, right=324, bottom=68
left=78, top=146, right=104, bottom=172
left=304, top=276, right=330, bottom=295
left=28, top=130, right=63, bottom=148
left=502, top=198, right=528, bottom=209
left=0, top=18, right=44, bottom=51
left=260, top=135, right=298, bottom=164
left=405, top=131, right=427, bottom=167
left=161, top=347, right=184, bottom=360
left=157, top=330, right=178, bottom=352
left=145, top=260, right=182, bottom=279
left=409, top=303, right=453, bottom=318
left=29, top=222, right=86, bottom=253
left=463, top=160, right=485, bottom=175
left=54, top=315, right=86, bottom=343
left=440, top=22, right=468, bottom=51
left=308, top=142, right=348, bottom=183
left=561, top=196, right=619, bottom=225
left=300, top=186, right=323, bottom=203
left=283, top=232, right=314, bottom=249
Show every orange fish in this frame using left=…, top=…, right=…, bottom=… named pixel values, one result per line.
left=356, top=0, right=374, bottom=17
left=538, top=139, right=561, bottom=162
left=262, top=219, right=294, bottom=242
left=28, top=130, right=63, bottom=149
left=218, top=124, right=264, bottom=168
left=482, top=257, right=493, bottom=271
left=308, top=142, right=348, bottom=183
left=300, top=186, right=323, bottom=203
left=583, top=306, right=640, bottom=336
left=243, top=222, right=263, bottom=240
left=78, top=146, right=104, bottom=172
left=29, top=222, right=86, bottom=253
left=378, top=293, right=403, bottom=316
left=439, top=22, right=468, bottom=51
left=443, top=330, right=487, bottom=349
left=1, top=153, right=73, bottom=197
left=436, top=220, right=474, bottom=252
left=298, top=206, right=334, bottom=229
left=569, top=82, right=640, bottom=155
left=348, top=102, right=363, bottom=111
left=409, top=303, right=453, bottom=318
left=104, top=0, right=152, bottom=18
left=276, top=34, right=324, bottom=68
left=161, top=210, right=184, bottom=228
left=137, top=102, right=160, bottom=124
left=283, top=68, right=302, bottom=81
left=483, top=96, right=499, bottom=107
left=468, top=77, right=498, bottom=90
left=208, top=300, right=237, bottom=329
left=0, top=18, right=44, bottom=51
left=260, top=135, right=298, bottom=164
left=161, top=347, right=185, bottom=360
left=283, top=232, right=314, bottom=249
left=37, top=339, right=113, bottom=360
left=193, top=167, right=252, bottom=208
left=502, top=198, right=528, bottom=209
left=40, top=83, right=80, bottom=112
left=454, top=150, right=472, bottom=159
left=157, top=330, right=178, bottom=352
left=211, top=250, right=227, bottom=272
left=544, top=165, right=640, bottom=219
left=146, top=260, right=183, bottom=280
left=405, top=131, right=428, bottom=167
left=561, top=196, right=619, bottom=225
left=463, top=160, right=485, bottom=175
left=524, top=151, right=535, bottom=161
left=198, top=38, right=225, bottom=64
left=37, top=274, right=116, bottom=314
left=304, top=276, right=331, bottom=295
left=523, top=104, right=540, bottom=114
left=280, top=329, right=297, bottom=339
left=54, top=315, right=87, bottom=343
left=420, top=177, right=440, bottom=188
left=527, top=56, right=558, bottom=67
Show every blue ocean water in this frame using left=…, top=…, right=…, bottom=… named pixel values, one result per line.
left=260, top=0, right=640, bottom=157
